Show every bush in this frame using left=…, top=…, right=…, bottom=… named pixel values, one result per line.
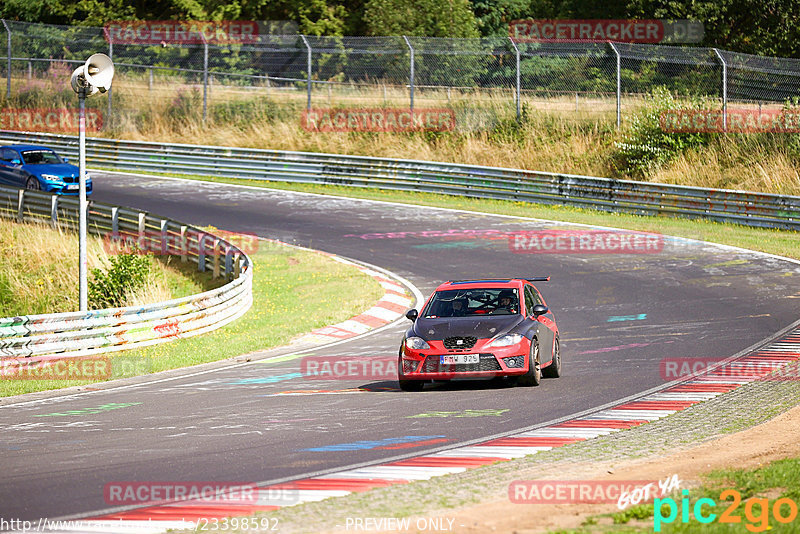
left=88, top=253, right=151, bottom=309
left=613, top=87, right=710, bottom=178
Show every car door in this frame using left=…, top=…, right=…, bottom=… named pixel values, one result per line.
left=0, top=148, right=20, bottom=186
left=526, top=284, right=556, bottom=362
left=0, top=148, right=29, bottom=187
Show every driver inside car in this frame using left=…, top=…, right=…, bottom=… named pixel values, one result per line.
left=495, top=290, right=518, bottom=314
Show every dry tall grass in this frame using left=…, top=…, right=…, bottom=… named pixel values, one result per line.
left=6, top=70, right=800, bottom=195
left=0, top=218, right=186, bottom=316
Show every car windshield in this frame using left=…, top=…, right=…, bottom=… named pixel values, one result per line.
left=422, top=288, right=520, bottom=318
left=21, top=150, right=62, bottom=165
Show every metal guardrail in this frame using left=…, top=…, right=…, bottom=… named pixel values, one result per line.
left=2, top=130, right=797, bottom=231
left=0, top=183, right=253, bottom=361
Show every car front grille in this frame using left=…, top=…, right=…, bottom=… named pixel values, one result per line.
left=62, top=176, right=77, bottom=184
left=422, top=354, right=501, bottom=373
left=443, top=336, right=477, bottom=350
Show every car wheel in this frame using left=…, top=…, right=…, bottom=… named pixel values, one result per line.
left=25, top=178, right=40, bottom=191
left=542, top=337, right=561, bottom=378
left=518, top=338, right=541, bottom=387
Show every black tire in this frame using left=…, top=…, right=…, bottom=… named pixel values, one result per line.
left=543, top=337, right=561, bottom=378
left=518, top=338, right=541, bottom=387
left=399, top=379, right=425, bottom=391
left=26, top=177, right=40, bottom=191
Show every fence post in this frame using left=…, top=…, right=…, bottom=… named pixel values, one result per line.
left=107, top=39, right=113, bottom=129
left=508, top=37, right=521, bottom=121
left=2, top=20, right=10, bottom=99
left=301, top=35, right=312, bottom=111
left=403, top=36, right=414, bottom=112
left=608, top=41, right=621, bottom=129
left=203, top=40, right=209, bottom=123
left=713, top=48, right=727, bottom=131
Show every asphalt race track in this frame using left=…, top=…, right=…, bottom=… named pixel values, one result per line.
left=2, top=172, right=799, bottom=523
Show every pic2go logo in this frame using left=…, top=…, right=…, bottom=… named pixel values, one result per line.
left=654, top=489, right=799, bottom=532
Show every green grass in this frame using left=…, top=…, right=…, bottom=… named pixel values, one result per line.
left=111, top=170, right=800, bottom=261
left=0, top=243, right=385, bottom=397
left=564, top=458, right=800, bottom=533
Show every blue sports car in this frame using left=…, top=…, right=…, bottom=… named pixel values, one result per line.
left=0, top=145, right=92, bottom=195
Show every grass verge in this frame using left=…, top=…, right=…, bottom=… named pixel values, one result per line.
left=0, top=241, right=385, bottom=397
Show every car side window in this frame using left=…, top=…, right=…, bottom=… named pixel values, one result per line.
left=524, top=286, right=536, bottom=316
left=1, top=148, right=16, bottom=162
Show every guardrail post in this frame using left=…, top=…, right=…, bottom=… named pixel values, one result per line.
left=160, top=219, right=168, bottom=255
left=50, top=195, right=58, bottom=228
left=180, top=225, right=188, bottom=262
left=508, top=37, right=521, bottom=122
left=137, top=212, right=146, bottom=251
left=224, top=244, right=232, bottom=277
left=234, top=252, right=241, bottom=277
left=608, top=41, right=621, bottom=129
left=197, top=232, right=207, bottom=272
left=403, top=36, right=414, bottom=112
left=713, top=48, right=727, bottom=131
left=300, top=35, right=312, bottom=111
left=16, top=189, right=24, bottom=222
left=2, top=20, right=10, bottom=98
left=212, top=238, right=221, bottom=278
left=111, top=206, right=119, bottom=234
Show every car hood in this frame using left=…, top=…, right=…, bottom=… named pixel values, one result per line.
left=412, top=315, right=524, bottom=341
left=25, top=163, right=80, bottom=178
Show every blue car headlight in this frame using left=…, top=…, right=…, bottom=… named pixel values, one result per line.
left=488, top=333, right=524, bottom=348
left=40, top=174, right=61, bottom=182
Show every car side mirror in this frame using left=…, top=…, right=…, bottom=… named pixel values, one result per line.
left=405, top=309, right=418, bottom=322
left=10, top=159, right=21, bottom=165
left=63, top=157, right=69, bottom=163
left=532, top=304, right=548, bottom=317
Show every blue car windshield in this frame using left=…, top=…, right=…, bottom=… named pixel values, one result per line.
left=422, top=288, right=520, bottom=318
left=21, top=150, right=62, bottom=165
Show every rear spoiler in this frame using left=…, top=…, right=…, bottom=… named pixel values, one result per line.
left=526, top=277, right=550, bottom=282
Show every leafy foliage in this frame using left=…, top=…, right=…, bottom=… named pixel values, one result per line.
left=613, top=87, right=710, bottom=178
left=88, top=253, right=151, bottom=309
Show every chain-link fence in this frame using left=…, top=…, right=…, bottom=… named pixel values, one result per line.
left=2, top=19, right=800, bottom=131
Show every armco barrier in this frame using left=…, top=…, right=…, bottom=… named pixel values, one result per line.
left=1, top=130, right=798, bottom=230
left=0, top=184, right=252, bottom=362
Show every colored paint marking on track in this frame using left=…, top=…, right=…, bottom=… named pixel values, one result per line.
left=408, top=409, right=509, bottom=418
left=607, top=313, right=647, bottom=322
left=303, top=436, right=448, bottom=452
left=227, top=373, right=303, bottom=385
left=33, top=402, right=142, bottom=417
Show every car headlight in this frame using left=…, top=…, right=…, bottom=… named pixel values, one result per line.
left=488, top=333, right=524, bottom=348
left=40, top=174, right=60, bottom=181
left=405, top=337, right=430, bottom=350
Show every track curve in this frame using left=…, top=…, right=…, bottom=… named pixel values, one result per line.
left=1, top=171, right=799, bottom=523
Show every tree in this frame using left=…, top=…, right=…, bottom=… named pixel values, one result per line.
left=364, top=0, right=480, bottom=38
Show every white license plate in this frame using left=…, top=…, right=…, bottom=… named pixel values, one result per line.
left=441, top=354, right=479, bottom=365
left=66, top=184, right=79, bottom=191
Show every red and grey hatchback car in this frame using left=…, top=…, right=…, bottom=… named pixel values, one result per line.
left=398, top=278, right=560, bottom=391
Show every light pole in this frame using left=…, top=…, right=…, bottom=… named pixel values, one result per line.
left=70, top=54, right=114, bottom=311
